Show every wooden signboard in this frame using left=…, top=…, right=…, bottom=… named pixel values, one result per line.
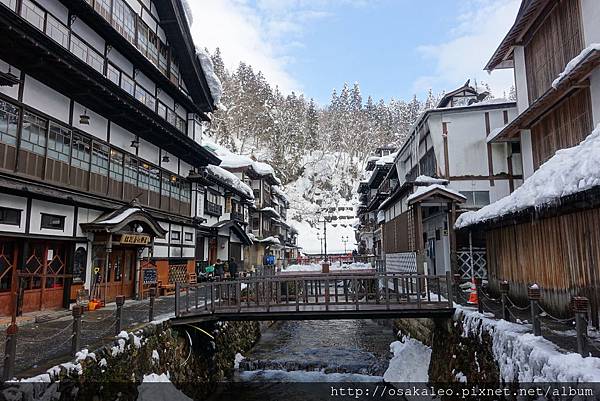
left=143, top=268, right=158, bottom=284
left=120, top=234, right=151, bottom=245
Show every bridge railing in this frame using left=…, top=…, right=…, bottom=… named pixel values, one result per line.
left=174, top=271, right=453, bottom=318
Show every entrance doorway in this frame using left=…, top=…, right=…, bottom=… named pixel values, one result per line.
left=92, top=247, right=136, bottom=303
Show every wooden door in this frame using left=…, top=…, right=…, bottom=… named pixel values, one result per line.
left=103, top=249, right=136, bottom=301
left=208, top=239, right=217, bottom=264
left=0, top=239, right=17, bottom=316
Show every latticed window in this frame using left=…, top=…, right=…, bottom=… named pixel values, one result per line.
left=124, top=155, right=138, bottom=185
left=71, top=134, right=91, bottom=169
left=113, top=0, right=135, bottom=44
left=109, top=149, right=124, bottom=181
left=21, top=112, right=47, bottom=155
left=47, top=123, right=71, bottom=162
left=0, top=99, right=19, bottom=146
left=91, top=142, right=109, bottom=176
left=0, top=241, right=15, bottom=292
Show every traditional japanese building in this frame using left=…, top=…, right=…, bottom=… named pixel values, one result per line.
left=0, top=0, right=221, bottom=315
left=457, top=0, right=600, bottom=326
left=370, top=82, right=517, bottom=277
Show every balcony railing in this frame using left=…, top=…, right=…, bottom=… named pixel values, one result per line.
left=231, top=211, right=245, bottom=223
left=205, top=201, right=222, bottom=216
left=3, top=0, right=188, bottom=134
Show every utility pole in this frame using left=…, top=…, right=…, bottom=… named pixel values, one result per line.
left=323, top=218, right=328, bottom=262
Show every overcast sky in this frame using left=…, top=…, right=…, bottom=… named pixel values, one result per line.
left=188, top=0, right=520, bottom=104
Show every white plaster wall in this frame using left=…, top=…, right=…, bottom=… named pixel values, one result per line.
left=73, top=102, right=108, bottom=140
left=71, top=19, right=105, bottom=53
left=124, top=0, right=142, bottom=14
left=170, top=224, right=182, bottom=245
left=520, top=130, right=535, bottom=179
left=175, top=104, right=187, bottom=119
left=182, top=247, right=194, bottom=258
left=75, top=207, right=103, bottom=237
left=107, top=48, right=134, bottom=76
left=138, top=138, right=159, bottom=165
left=513, top=46, right=529, bottom=114
left=22, top=76, right=69, bottom=123
left=141, top=8, right=157, bottom=31
left=154, top=221, right=170, bottom=245
left=160, top=153, right=179, bottom=174
left=0, top=194, right=27, bottom=234
left=109, top=123, right=136, bottom=151
left=29, top=200, right=75, bottom=237
left=440, top=112, right=489, bottom=177
left=180, top=161, right=192, bottom=176
left=153, top=244, right=168, bottom=258
left=157, top=90, right=175, bottom=109
left=38, top=0, right=68, bottom=23
left=135, top=71, right=155, bottom=93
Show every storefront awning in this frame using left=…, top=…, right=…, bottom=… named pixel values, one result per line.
left=210, top=220, right=254, bottom=246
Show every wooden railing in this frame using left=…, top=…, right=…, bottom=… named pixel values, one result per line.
left=174, top=271, right=454, bottom=318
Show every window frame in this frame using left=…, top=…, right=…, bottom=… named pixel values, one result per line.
left=40, top=213, right=65, bottom=230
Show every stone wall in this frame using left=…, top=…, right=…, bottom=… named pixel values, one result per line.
left=394, top=316, right=501, bottom=384
left=5, top=320, right=264, bottom=401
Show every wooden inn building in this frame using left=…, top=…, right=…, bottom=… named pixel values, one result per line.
left=457, top=0, right=600, bottom=327
left=0, top=0, right=293, bottom=317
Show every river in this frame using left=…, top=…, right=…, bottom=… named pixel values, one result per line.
left=212, top=319, right=396, bottom=400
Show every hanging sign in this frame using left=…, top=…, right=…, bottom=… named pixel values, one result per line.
left=120, top=234, right=151, bottom=245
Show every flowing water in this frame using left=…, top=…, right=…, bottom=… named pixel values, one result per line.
left=211, top=319, right=396, bottom=400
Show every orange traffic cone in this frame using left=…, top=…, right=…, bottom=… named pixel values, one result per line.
left=467, top=279, right=478, bottom=305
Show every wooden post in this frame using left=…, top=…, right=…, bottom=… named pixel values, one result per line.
left=453, top=274, right=461, bottom=304
left=71, top=305, right=82, bottom=357
left=2, top=272, right=20, bottom=382
left=528, top=284, right=541, bottom=336
left=500, top=281, right=510, bottom=322
left=445, top=271, right=453, bottom=308
left=415, top=274, right=422, bottom=309
left=185, top=285, right=190, bottom=312
left=148, top=288, right=156, bottom=322
left=175, top=282, right=181, bottom=317
left=115, top=295, right=125, bottom=335
left=573, top=296, right=589, bottom=357
left=475, top=277, right=483, bottom=314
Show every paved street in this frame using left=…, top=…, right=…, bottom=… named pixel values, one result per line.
left=0, top=294, right=182, bottom=378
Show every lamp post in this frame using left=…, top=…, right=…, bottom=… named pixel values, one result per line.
left=342, top=236, right=349, bottom=254
left=317, top=233, right=323, bottom=260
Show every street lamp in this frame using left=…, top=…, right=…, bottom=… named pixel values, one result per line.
left=316, top=233, right=324, bottom=259
left=342, top=235, right=349, bottom=254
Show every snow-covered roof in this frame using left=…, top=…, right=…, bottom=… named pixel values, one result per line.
left=552, top=44, right=600, bottom=89
left=202, top=139, right=281, bottom=184
left=407, top=184, right=466, bottom=205
left=377, top=210, right=385, bottom=224
left=256, top=236, right=281, bottom=245
left=196, top=48, right=223, bottom=108
left=456, top=125, right=600, bottom=229
left=260, top=207, right=281, bottom=219
left=205, top=165, right=254, bottom=199
left=414, top=175, right=449, bottom=185
left=272, top=185, right=289, bottom=202
left=95, top=208, right=141, bottom=225
left=375, top=152, right=398, bottom=166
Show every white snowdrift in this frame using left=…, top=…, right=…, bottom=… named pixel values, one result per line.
left=456, top=125, right=600, bottom=228
left=205, top=165, right=253, bottom=199
left=284, top=262, right=372, bottom=272
left=456, top=305, right=600, bottom=382
left=383, top=336, right=432, bottom=383
left=196, top=48, right=223, bottom=108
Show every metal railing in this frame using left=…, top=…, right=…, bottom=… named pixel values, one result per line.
left=174, top=271, right=454, bottom=318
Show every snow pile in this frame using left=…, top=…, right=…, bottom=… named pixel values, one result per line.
left=255, top=236, right=281, bottom=244
left=234, top=353, right=245, bottom=369
left=456, top=305, right=600, bottom=382
left=377, top=210, right=385, bottom=224
left=138, top=373, right=193, bottom=401
left=414, top=175, right=449, bottom=185
left=260, top=207, right=281, bottom=218
left=181, top=0, right=193, bottom=25
left=375, top=152, right=398, bottom=166
left=553, top=44, right=600, bottom=89
left=383, top=336, right=431, bottom=383
left=456, top=125, right=600, bottom=228
left=196, top=48, right=223, bottom=108
left=205, top=165, right=253, bottom=199
left=407, top=184, right=466, bottom=204
left=272, top=185, right=289, bottom=202
left=284, top=262, right=372, bottom=272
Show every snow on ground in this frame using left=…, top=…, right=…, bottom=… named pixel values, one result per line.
left=455, top=304, right=600, bottom=382
left=284, top=262, right=372, bottom=272
left=234, top=353, right=245, bottom=369
left=553, top=43, right=600, bottom=89
left=456, top=125, right=600, bottom=228
left=239, top=369, right=382, bottom=382
left=383, top=336, right=431, bottom=383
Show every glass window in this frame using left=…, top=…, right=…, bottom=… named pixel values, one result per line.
left=170, top=176, right=181, bottom=200
left=47, top=123, right=71, bottom=162
left=121, top=74, right=135, bottom=96
left=158, top=43, right=169, bottom=75
left=124, top=154, right=138, bottom=184
left=459, top=191, right=491, bottom=208
left=184, top=232, right=193, bottom=242
left=40, top=213, right=65, bottom=230
left=138, top=163, right=150, bottom=189
left=0, top=207, right=21, bottom=226
left=45, top=14, right=69, bottom=48
left=21, top=112, right=47, bottom=155
left=161, top=172, right=170, bottom=197
left=149, top=167, right=160, bottom=193
left=113, top=0, right=135, bottom=44
left=171, top=231, right=180, bottom=241
left=94, top=0, right=111, bottom=21
left=91, top=142, right=109, bottom=175
left=175, top=115, right=186, bottom=133
left=157, top=102, right=167, bottom=120
left=109, top=149, right=124, bottom=181
left=0, top=100, right=19, bottom=146
left=181, top=181, right=191, bottom=203
left=169, top=55, right=180, bottom=85
left=106, top=63, right=120, bottom=86
left=20, top=0, right=44, bottom=31
left=71, top=134, right=91, bottom=170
